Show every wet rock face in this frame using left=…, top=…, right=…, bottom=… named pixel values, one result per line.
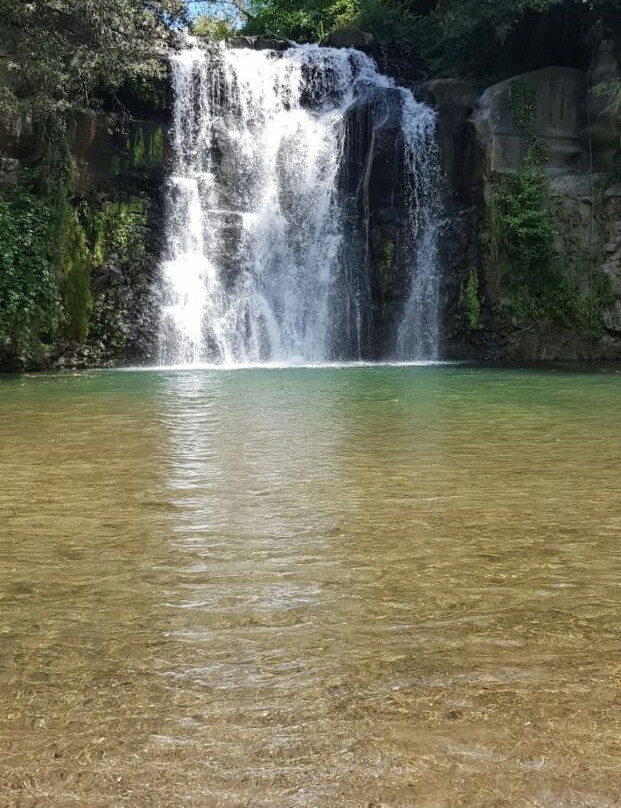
left=587, top=22, right=621, bottom=173
left=419, top=80, right=488, bottom=360
left=71, top=113, right=169, bottom=368
left=421, top=80, right=484, bottom=207
left=600, top=185, right=621, bottom=339
left=229, top=36, right=293, bottom=52
left=89, top=197, right=165, bottom=368
left=338, top=89, right=417, bottom=358
left=71, top=111, right=168, bottom=197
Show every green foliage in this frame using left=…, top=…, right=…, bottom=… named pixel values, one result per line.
left=357, top=0, right=421, bottom=57
left=328, top=0, right=361, bottom=28
left=592, top=78, right=621, bottom=117
left=115, top=125, right=166, bottom=172
left=92, top=199, right=149, bottom=267
left=417, top=0, right=614, bottom=77
left=242, top=0, right=423, bottom=46
left=0, top=169, right=152, bottom=365
left=60, top=214, right=92, bottom=343
left=245, top=4, right=321, bottom=40
left=193, top=14, right=237, bottom=41
left=488, top=163, right=556, bottom=288
left=3, top=0, right=612, bottom=120
left=0, top=1, right=171, bottom=366
left=429, top=0, right=564, bottom=57
left=487, top=82, right=558, bottom=321
left=378, top=237, right=395, bottom=304
left=586, top=270, right=614, bottom=339
left=381, top=239, right=395, bottom=268
left=151, top=127, right=165, bottom=165
left=510, top=82, right=537, bottom=133
left=0, top=85, right=18, bottom=120
left=121, top=75, right=168, bottom=109
left=485, top=74, right=614, bottom=338
left=86, top=197, right=152, bottom=357
left=0, top=188, right=59, bottom=360
left=0, top=169, right=95, bottom=356
left=132, top=128, right=146, bottom=169
left=241, top=0, right=615, bottom=78
left=459, top=267, right=483, bottom=332
left=243, top=0, right=360, bottom=41
left=487, top=160, right=611, bottom=338
left=0, top=0, right=186, bottom=131
left=510, top=82, right=549, bottom=165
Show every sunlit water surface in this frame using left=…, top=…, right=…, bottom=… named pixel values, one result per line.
left=0, top=365, right=620, bottom=807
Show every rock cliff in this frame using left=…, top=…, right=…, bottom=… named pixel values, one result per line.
left=1, top=24, right=620, bottom=369
left=428, top=22, right=621, bottom=361
left=0, top=58, right=169, bottom=370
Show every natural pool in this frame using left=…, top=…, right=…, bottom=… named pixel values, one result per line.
left=1, top=365, right=620, bottom=806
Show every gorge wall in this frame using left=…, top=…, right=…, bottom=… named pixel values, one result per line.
left=424, top=20, right=621, bottom=361
left=1, top=20, right=620, bottom=370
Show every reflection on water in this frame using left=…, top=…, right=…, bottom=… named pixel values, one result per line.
left=0, top=366, right=620, bottom=807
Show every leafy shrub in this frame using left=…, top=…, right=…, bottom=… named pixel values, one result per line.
left=459, top=267, right=483, bottom=332
left=0, top=189, right=59, bottom=360
left=357, top=0, right=422, bottom=57
left=60, top=213, right=92, bottom=343
left=193, top=14, right=237, bottom=41
left=488, top=162, right=556, bottom=293
left=488, top=160, right=612, bottom=337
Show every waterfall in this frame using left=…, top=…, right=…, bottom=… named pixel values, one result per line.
left=159, top=43, right=441, bottom=366
left=396, top=100, right=442, bottom=360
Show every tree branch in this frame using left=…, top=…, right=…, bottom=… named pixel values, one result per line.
left=190, top=0, right=255, bottom=22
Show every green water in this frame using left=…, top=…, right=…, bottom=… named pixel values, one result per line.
left=0, top=365, right=620, bottom=807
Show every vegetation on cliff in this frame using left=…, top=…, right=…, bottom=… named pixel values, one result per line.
left=0, top=155, right=155, bottom=368
left=191, top=0, right=619, bottom=79
left=484, top=80, right=615, bottom=343
left=0, top=2, right=171, bottom=368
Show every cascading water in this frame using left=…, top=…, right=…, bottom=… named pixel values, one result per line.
left=159, top=43, right=441, bottom=366
left=396, top=101, right=442, bottom=360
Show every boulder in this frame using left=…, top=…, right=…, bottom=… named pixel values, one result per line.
left=229, top=36, right=293, bottom=52
left=323, top=28, right=374, bottom=51
left=438, top=64, right=621, bottom=361
left=472, top=66, right=587, bottom=176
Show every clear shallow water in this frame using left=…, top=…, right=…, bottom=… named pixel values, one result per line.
left=0, top=365, right=620, bottom=807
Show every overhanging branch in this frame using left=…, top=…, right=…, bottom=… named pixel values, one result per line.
left=189, top=0, right=255, bottom=22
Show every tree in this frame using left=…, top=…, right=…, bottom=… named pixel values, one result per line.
left=0, top=0, right=187, bottom=127
left=242, top=0, right=360, bottom=41
left=233, top=0, right=618, bottom=77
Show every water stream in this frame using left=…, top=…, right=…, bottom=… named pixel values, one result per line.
left=159, top=44, right=440, bottom=365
